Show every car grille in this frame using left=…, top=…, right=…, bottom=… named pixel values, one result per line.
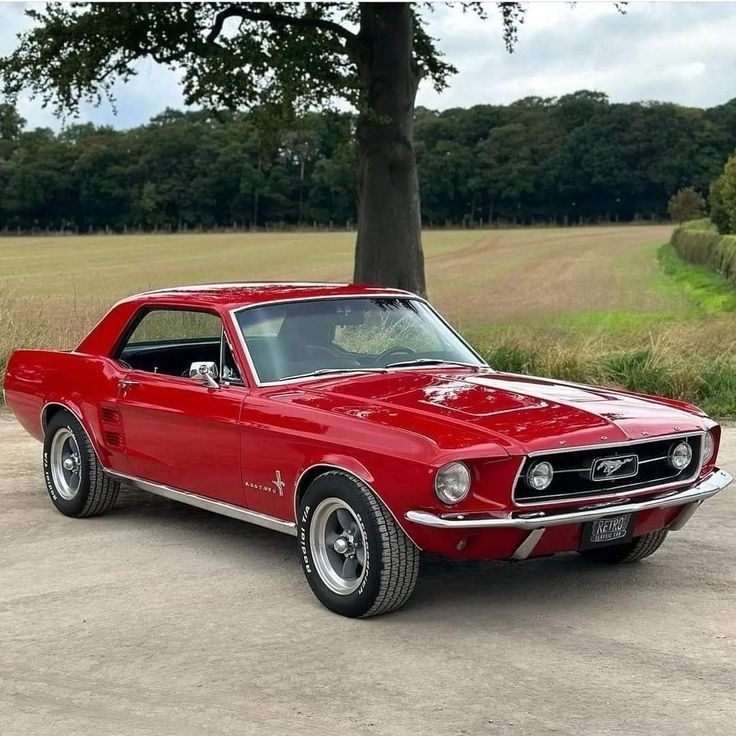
left=514, top=434, right=703, bottom=505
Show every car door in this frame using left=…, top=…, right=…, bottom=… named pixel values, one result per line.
left=113, top=307, right=247, bottom=507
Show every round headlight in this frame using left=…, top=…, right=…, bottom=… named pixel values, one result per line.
left=434, top=462, right=471, bottom=504
left=702, top=431, right=715, bottom=465
left=526, top=461, right=554, bottom=491
left=669, top=441, right=693, bottom=470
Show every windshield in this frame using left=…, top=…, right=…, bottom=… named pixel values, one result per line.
left=234, top=297, right=484, bottom=383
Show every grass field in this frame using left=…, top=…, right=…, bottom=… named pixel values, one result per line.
left=2, top=224, right=736, bottom=414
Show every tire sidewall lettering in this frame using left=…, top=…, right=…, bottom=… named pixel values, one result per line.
left=43, top=449, right=59, bottom=502
left=300, top=504, right=312, bottom=573
left=354, top=511, right=370, bottom=596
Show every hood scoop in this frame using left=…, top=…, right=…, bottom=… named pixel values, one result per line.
left=418, top=379, right=549, bottom=417
left=463, top=375, right=613, bottom=404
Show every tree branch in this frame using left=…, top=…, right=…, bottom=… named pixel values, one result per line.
left=206, top=4, right=357, bottom=44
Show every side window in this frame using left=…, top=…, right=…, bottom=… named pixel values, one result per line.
left=125, top=310, right=221, bottom=345
left=118, top=308, right=237, bottom=380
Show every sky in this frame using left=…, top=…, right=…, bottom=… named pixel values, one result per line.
left=1, top=1, right=735, bottom=131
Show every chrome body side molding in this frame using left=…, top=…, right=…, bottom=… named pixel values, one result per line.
left=405, top=469, right=732, bottom=531
left=107, top=470, right=297, bottom=536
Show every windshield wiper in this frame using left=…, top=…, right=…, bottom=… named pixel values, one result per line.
left=280, top=367, right=389, bottom=381
left=385, top=358, right=486, bottom=370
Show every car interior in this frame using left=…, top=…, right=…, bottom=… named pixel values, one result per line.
left=116, top=309, right=243, bottom=384
left=245, top=311, right=366, bottom=382
left=118, top=337, right=243, bottom=383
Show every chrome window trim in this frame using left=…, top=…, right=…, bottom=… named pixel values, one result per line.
left=219, top=327, right=247, bottom=386
left=219, top=328, right=226, bottom=381
left=137, top=281, right=348, bottom=297
left=511, top=432, right=706, bottom=507
left=228, top=294, right=488, bottom=389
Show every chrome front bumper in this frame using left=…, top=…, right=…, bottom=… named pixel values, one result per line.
left=405, top=469, right=733, bottom=531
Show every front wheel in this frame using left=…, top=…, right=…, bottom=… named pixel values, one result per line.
left=579, top=529, right=668, bottom=564
left=298, top=471, right=420, bottom=617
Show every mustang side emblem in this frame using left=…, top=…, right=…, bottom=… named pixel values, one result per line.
left=272, top=470, right=286, bottom=496
left=591, top=454, right=639, bottom=481
left=243, top=470, right=286, bottom=496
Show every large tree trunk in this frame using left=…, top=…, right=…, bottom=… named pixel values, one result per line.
left=353, top=3, right=426, bottom=296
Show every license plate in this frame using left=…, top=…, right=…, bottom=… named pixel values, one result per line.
left=581, top=513, right=634, bottom=550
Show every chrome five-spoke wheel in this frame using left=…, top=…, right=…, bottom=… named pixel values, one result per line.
left=309, top=497, right=366, bottom=595
left=299, top=471, right=420, bottom=617
left=49, top=427, right=82, bottom=500
left=43, top=410, right=119, bottom=517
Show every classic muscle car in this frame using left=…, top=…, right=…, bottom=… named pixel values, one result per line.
left=3, top=283, right=732, bottom=617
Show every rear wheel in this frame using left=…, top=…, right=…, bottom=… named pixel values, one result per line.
left=43, top=410, right=119, bottom=517
left=579, top=529, right=668, bottom=564
left=298, top=470, right=420, bottom=617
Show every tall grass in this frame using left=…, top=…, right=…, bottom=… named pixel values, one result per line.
left=480, top=330, right=736, bottom=417
left=0, top=285, right=107, bottom=375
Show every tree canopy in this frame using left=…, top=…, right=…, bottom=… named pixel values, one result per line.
left=710, top=151, right=736, bottom=234
left=0, top=92, right=733, bottom=233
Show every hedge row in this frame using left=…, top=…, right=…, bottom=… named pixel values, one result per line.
left=670, top=218, right=736, bottom=283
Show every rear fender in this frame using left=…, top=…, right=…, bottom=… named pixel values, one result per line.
left=5, top=349, right=122, bottom=466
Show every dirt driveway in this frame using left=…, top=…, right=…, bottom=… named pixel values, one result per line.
left=1, top=414, right=734, bottom=736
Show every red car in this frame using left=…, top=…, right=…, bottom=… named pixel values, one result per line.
left=3, top=283, right=732, bottom=617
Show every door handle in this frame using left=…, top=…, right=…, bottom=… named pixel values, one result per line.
left=118, top=378, right=140, bottom=389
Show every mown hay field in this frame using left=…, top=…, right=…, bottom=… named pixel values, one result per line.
left=2, top=224, right=736, bottom=414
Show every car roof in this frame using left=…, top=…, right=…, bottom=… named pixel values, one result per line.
left=119, top=282, right=416, bottom=311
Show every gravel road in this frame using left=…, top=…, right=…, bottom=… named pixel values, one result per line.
left=1, top=414, right=734, bottom=736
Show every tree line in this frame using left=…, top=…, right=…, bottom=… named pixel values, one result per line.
left=1, top=90, right=735, bottom=233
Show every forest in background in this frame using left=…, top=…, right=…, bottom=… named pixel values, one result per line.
left=1, top=90, right=735, bottom=233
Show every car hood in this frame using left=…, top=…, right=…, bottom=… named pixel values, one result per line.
left=304, top=368, right=709, bottom=454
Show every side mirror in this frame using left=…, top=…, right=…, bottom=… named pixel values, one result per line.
left=189, top=361, right=220, bottom=389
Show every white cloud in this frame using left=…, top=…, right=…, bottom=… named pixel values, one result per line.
left=416, top=1, right=736, bottom=109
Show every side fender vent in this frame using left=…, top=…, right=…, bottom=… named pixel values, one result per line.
left=104, top=431, right=123, bottom=449
left=100, top=405, right=121, bottom=424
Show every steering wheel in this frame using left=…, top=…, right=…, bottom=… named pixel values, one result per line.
left=373, top=346, right=416, bottom=366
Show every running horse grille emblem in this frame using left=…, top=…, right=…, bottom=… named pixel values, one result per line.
left=591, top=454, right=639, bottom=482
